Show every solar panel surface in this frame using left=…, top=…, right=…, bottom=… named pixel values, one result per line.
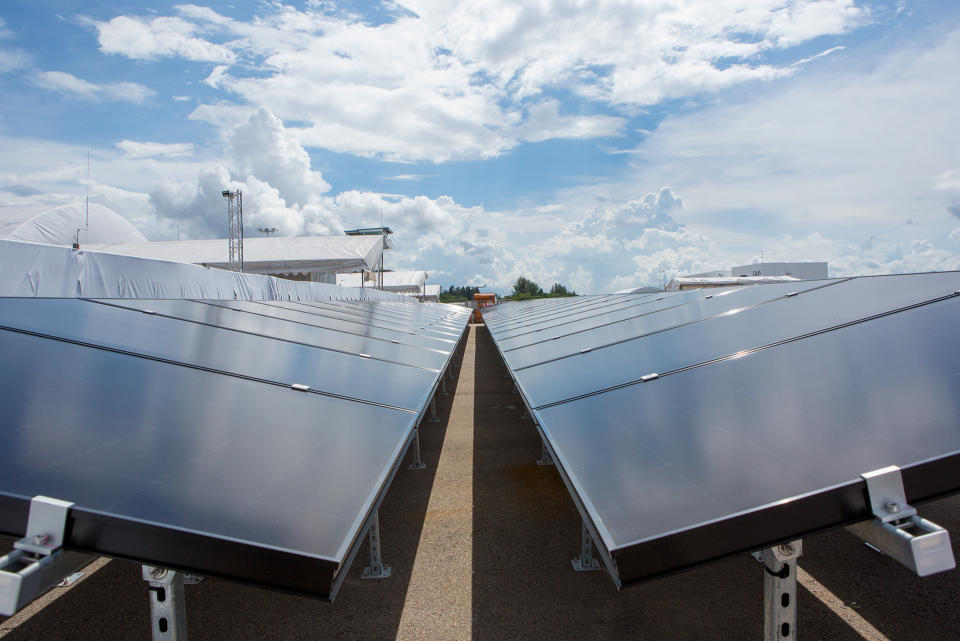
left=484, top=274, right=960, bottom=587
left=0, top=297, right=470, bottom=598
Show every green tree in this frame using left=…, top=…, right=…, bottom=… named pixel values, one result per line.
left=439, top=285, right=482, bottom=303
left=512, top=275, right=543, bottom=297
left=549, top=283, right=571, bottom=296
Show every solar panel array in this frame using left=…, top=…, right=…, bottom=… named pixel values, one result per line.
left=483, top=273, right=960, bottom=587
left=0, top=297, right=470, bottom=598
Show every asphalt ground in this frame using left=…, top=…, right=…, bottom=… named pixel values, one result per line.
left=2, top=323, right=960, bottom=640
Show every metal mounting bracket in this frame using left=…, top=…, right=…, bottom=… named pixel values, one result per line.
left=571, top=521, right=601, bottom=572
left=846, top=465, right=955, bottom=576
left=143, top=566, right=188, bottom=641
left=428, top=396, right=439, bottom=423
left=536, top=438, right=555, bottom=467
left=361, top=512, right=392, bottom=580
left=408, top=427, right=427, bottom=470
left=0, top=496, right=94, bottom=616
left=762, top=540, right=801, bottom=641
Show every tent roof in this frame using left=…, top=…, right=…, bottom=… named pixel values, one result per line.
left=85, top=235, right=383, bottom=274
left=336, top=270, right=428, bottom=293
left=0, top=239, right=403, bottom=301
left=0, top=202, right=146, bottom=246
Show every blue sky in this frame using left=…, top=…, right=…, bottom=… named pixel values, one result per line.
left=1, top=0, right=959, bottom=293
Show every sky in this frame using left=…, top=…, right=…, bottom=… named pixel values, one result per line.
left=0, top=0, right=959, bottom=293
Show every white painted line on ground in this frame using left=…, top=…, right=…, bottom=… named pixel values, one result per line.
left=798, top=566, right=891, bottom=641
left=0, top=557, right=110, bottom=638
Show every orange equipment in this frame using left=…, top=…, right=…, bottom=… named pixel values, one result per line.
left=472, top=293, right=496, bottom=323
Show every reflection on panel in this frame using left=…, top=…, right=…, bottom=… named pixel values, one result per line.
left=0, top=298, right=436, bottom=411
left=97, top=299, right=450, bottom=370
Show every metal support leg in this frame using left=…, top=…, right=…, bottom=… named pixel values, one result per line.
left=521, top=405, right=530, bottom=420
left=762, top=540, right=801, bottom=641
left=441, top=375, right=448, bottom=396
left=428, top=397, right=439, bottom=423
left=408, top=427, right=427, bottom=470
left=536, top=439, right=555, bottom=466
left=143, top=566, right=187, bottom=641
left=571, top=521, right=601, bottom=572
left=361, top=512, right=392, bottom=580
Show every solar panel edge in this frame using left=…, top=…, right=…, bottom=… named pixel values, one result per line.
left=608, top=449, right=960, bottom=587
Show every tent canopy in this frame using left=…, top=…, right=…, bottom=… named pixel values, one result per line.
left=0, top=202, right=146, bottom=246
left=0, top=239, right=403, bottom=301
left=337, top=270, right=428, bottom=294
left=85, top=235, right=383, bottom=275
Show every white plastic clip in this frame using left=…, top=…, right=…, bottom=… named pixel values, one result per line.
left=291, top=383, right=310, bottom=392
left=640, top=373, right=660, bottom=382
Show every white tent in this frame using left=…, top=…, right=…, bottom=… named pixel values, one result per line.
left=85, top=235, right=383, bottom=281
left=0, top=202, right=146, bottom=246
left=424, top=284, right=442, bottom=302
left=337, top=270, right=428, bottom=296
left=0, top=239, right=403, bottom=301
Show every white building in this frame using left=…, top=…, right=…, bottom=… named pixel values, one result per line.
left=728, top=262, right=828, bottom=279
left=86, top=235, right=384, bottom=284
left=337, top=270, right=429, bottom=297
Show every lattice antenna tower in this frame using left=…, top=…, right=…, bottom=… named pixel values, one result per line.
left=222, top=189, right=244, bottom=272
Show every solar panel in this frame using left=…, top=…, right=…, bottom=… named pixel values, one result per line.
left=0, top=298, right=469, bottom=599
left=0, top=298, right=438, bottom=411
left=257, top=301, right=463, bottom=340
left=97, top=298, right=451, bottom=370
left=484, top=274, right=960, bottom=588
left=494, top=282, right=828, bottom=356
left=513, top=273, right=960, bottom=407
left=202, top=300, right=457, bottom=351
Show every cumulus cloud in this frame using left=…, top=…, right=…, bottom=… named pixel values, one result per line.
left=34, top=70, right=154, bottom=103
left=227, top=107, right=331, bottom=208
left=95, top=15, right=236, bottom=63
left=92, top=1, right=868, bottom=162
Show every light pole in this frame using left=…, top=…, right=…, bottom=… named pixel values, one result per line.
left=258, top=227, right=278, bottom=237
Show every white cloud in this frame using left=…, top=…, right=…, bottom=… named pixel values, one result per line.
left=95, top=15, right=236, bottom=63
left=227, top=107, right=330, bottom=207
left=599, top=24, right=960, bottom=256
left=91, top=1, right=868, bottom=162
left=0, top=49, right=29, bottom=73
left=520, top=100, right=625, bottom=143
left=115, top=141, right=195, bottom=159
left=34, top=70, right=155, bottom=103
